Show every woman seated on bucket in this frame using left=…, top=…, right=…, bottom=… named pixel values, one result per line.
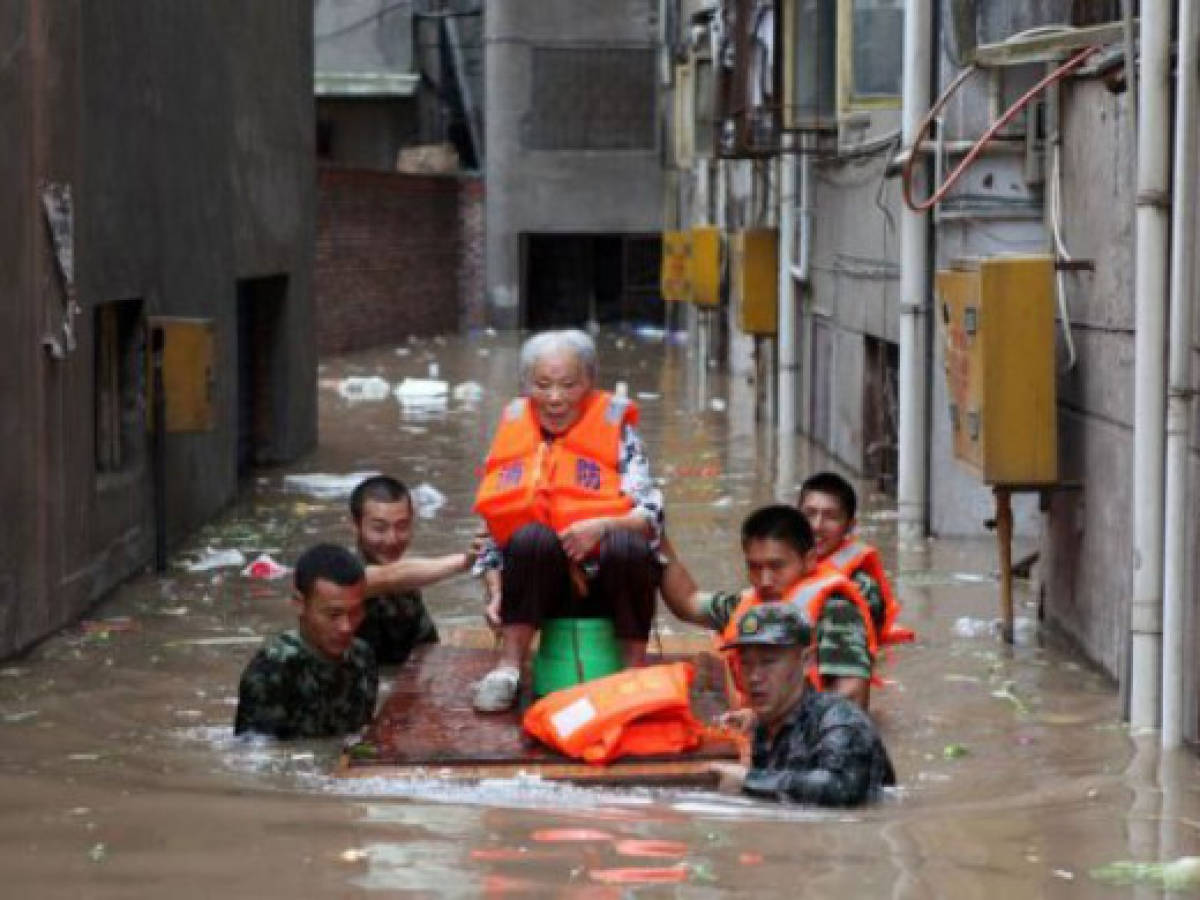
left=472, top=329, right=664, bottom=713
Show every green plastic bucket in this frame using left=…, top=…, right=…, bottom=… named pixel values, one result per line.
left=532, top=618, right=623, bottom=696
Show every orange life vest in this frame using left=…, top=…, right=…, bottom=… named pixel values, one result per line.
left=717, top=562, right=880, bottom=698
left=474, top=391, right=637, bottom=547
left=825, top=538, right=915, bottom=645
left=522, top=662, right=704, bottom=765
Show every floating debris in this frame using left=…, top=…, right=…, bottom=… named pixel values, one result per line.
left=335, top=376, right=391, bottom=403
left=394, top=378, right=448, bottom=400
left=709, top=398, right=727, bottom=412
left=165, top=636, right=263, bottom=648
left=81, top=617, right=136, bottom=634
left=283, top=472, right=379, bottom=499
left=1090, top=857, right=1200, bottom=890
left=340, top=848, right=371, bottom=863
left=636, top=391, right=660, bottom=401
left=452, top=381, right=484, bottom=403
left=88, top=843, right=107, bottom=863
left=2, top=710, right=39, bottom=724
left=184, top=548, right=247, bottom=573
left=942, top=743, right=969, bottom=760
left=410, top=483, right=447, bottom=520
left=242, top=553, right=290, bottom=581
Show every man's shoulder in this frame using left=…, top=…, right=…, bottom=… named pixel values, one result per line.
left=346, top=637, right=376, bottom=670
left=808, top=689, right=875, bottom=732
left=247, top=631, right=305, bottom=668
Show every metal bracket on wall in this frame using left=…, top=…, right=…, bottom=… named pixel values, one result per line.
left=39, top=181, right=80, bottom=360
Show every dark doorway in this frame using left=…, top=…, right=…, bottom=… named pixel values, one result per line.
left=236, top=276, right=286, bottom=478
left=521, top=233, right=662, bottom=330
left=863, top=334, right=899, bottom=492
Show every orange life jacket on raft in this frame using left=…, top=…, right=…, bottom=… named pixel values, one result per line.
left=718, top=562, right=880, bottom=695
left=824, top=538, right=915, bottom=645
left=474, top=391, right=637, bottom=546
left=522, top=662, right=704, bottom=764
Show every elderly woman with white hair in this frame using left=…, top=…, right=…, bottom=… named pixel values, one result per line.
left=471, top=329, right=665, bottom=712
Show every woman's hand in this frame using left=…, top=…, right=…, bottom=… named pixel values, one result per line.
left=716, top=708, right=758, bottom=735
left=557, top=518, right=609, bottom=563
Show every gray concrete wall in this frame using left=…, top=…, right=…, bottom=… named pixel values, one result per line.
left=0, top=0, right=315, bottom=660
left=1038, top=77, right=1138, bottom=681
left=800, top=135, right=901, bottom=470
left=314, top=0, right=413, bottom=74
left=484, top=0, right=664, bottom=327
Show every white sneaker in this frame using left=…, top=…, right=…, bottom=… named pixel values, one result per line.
left=473, top=665, right=520, bottom=712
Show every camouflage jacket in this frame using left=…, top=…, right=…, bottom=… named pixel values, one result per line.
left=357, top=588, right=438, bottom=666
left=850, top=569, right=886, bottom=636
left=742, top=688, right=896, bottom=806
left=704, top=590, right=874, bottom=680
left=234, top=630, right=378, bottom=739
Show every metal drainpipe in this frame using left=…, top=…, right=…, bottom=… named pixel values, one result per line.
left=1162, top=0, right=1198, bottom=749
left=897, top=0, right=933, bottom=541
left=777, top=141, right=797, bottom=438
left=1129, top=0, right=1172, bottom=731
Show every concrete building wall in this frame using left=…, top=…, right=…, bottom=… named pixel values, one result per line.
left=0, top=0, right=315, bottom=660
left=1039, top=77, right=1139, bottom=681
left=484, top=0, right=664, bottom=327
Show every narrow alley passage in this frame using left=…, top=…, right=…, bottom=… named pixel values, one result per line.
left=0, top=330, right=1196, bottom=897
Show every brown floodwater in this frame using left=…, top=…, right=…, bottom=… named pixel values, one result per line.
left=1, top=329, right=1198, bottom=898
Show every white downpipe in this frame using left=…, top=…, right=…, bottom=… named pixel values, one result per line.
left=797, top=144, right=813, bottom=285
left=898, top=0, right=933, bottom=541
left=777, top=148, right=797, bottom=436
left=1130, top=0, right=1172, bottom=731
left=1162, top=0, right=1198, bottom=749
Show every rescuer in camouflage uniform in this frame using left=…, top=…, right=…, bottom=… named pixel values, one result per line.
left=797, top=471, right=886, bottom=631
left=659, top=505, right=875, bottom=708
left=707, top=603, right=896, bottom=806
left=351, top=475, right=480, bottom=666
left=235, top=543, right=378, bottom=739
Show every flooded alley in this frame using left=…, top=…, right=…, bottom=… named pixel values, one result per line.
left=0, top=330, right=1196, bottom=898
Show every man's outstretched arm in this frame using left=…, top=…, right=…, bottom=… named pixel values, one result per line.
left=658, top=535, right=712, bottom=628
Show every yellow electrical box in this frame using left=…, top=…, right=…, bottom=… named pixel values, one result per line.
left=936, top=255, right=1058, bottom=486
left=690, top=225, right=721, bottom=308
left=731, top=228, right=778, bottom=335
left=148, top=317, right=216, bottom=433
left=661, top=230, right=692, bottom=303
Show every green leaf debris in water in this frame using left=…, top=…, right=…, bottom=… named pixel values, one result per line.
left=942, top=743, right=969, bottom=760
left=1090, top=857, right=1200, bottom=890
left=990, top=681, right=1031, bottom=716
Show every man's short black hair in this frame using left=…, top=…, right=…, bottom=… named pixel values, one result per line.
left=349, top=475, right=410, bottom=521
left=294, top=543, right=365, bottom=598
left=741, top=505, right=815, bottom=556
left=798, top=471, right=858, bottom=521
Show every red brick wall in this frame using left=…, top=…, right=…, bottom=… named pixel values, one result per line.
left=316, top=168, right=463, bottom=355
left=457, top=176, right=486, bottom=331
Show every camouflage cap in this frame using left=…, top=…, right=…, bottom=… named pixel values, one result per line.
left=721, top=602, right=813, bottom=650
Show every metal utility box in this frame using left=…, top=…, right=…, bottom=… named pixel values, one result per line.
left=936, top=255, right=1057, bottom=485
left=148, top=317, right=216, bottom=432
left=661, top=230, right=692, bottom=304
left=731, top=228, right=778, bottom=335
left=690, top=226, right=722, bottom=308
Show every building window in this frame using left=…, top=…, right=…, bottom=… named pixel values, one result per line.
left=524, top=47, right=658, bottom=151
left=94, top=299, right=145, bottom=473
left=839, top=0, right=904, bottom=111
